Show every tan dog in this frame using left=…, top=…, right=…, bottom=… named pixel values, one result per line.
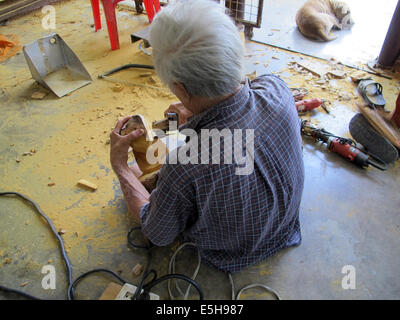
left=296, top=0, right=354, bottom=41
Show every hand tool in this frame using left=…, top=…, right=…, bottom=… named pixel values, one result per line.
left=296, top=98, right=330, bottom=114
left=301, top=120, right=388, bottom=170
left=152, top=112, right=179, bottom=132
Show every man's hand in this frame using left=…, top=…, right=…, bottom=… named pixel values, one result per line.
left=164, top=102, right=193, bottom=126
left=110, top=116, right=144, bottom=173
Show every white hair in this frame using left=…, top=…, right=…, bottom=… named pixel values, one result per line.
left=149, top=0, right=244, bottom=98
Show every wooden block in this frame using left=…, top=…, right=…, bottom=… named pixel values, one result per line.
left=120, top=115, right=167, bottom=175
left=98, top=282, right=123, bottom=300
left=77, top=179, right=97, bottom=191
left=132, top=263, right=143, bottom=276
left=357, top=103, right=400, bottom=149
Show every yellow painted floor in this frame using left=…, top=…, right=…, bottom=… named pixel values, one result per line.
left=0, top=0, right=399, bottom=300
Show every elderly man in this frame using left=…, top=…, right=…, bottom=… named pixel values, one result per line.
left=110, top=0, right=304, bottom=273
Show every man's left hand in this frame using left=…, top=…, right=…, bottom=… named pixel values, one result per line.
left=110, top=116, right=144, bottom=173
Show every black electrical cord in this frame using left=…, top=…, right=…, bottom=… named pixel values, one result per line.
left=127, top=226, right=154, bottom=299
left=98, top=64, right=154, bottom=79
left=0, top=192, right=204, bottom=300
left=0, top=192, right=74, bottom=300
left=0, top=284, right=42, bottom=300
left=67, top=269, right=128, bottom=300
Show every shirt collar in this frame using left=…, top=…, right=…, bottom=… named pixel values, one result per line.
left=180, top=78, right=251, bottom=131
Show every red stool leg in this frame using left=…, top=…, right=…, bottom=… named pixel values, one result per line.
left=90, top=0, right=101, bottom=31
left=101, top=0, right=120, bottom=50
left=153, top=0, right=161, bottom=13
left=143, top=0, right=155, bottom=23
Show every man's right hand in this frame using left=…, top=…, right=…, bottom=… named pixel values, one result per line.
left=164, top=102, right=193, bottom=126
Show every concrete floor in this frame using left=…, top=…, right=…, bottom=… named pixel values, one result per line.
left=0, top=0, right=399, bottom=300
left=253, top=0, right=399, bottom=66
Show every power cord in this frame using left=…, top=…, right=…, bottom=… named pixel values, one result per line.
left=127, top=227, right=204, bottom=300
left=228, top=272, right=281, bottom=300
left=167, top=242, right=201, bottom=300
left=0, top=192, right=279, bottom=301
left=0, top=192, right=204, bottom=300
left=0, top=192, right=74, bottom=300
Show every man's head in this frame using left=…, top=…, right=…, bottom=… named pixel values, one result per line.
left=149, top=0, right=244, bottom=111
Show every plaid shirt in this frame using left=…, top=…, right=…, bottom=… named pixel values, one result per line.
left=140, top=75, right=305, bottom=273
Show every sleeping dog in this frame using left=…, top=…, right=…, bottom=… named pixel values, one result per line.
left=296, top=0, right=354, bottom=41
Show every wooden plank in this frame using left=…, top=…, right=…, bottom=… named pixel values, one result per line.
left=357, top=103, right=400, bottom=149
left=98, top=282, right=123, bottom=300
left=0, top=0, right=62, bottom=22
left=0, top=0, right=38, bottom=15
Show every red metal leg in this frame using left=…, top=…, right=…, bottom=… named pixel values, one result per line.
left=153, top=0, right=161, bottom=12
left=143, top=0, right=161, bottom=23
left=90, top=0, right=101, bottom=31
left=101, top=0, right=120, bottom=50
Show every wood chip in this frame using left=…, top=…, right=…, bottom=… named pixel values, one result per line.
left=112, top=83, right=124, bottom=92
left=296, top=60, right=329, bottom=77
left=132, top=263, right=143, bottom=276
left=349, top=70, right=369, bottom=82
left=328, top=69, right=346, bottom=79
left=246, top=70, right=257, bottom=81
left=20, top=281, right=30, bottom=287
left=77, top=179, right=98, bottom=191
left=31, top=91, right=48, bottom=100
left=48, top=182, right=56, bottom=187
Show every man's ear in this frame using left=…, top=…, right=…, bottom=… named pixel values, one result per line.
left=172, top=82, right=191, bottom=104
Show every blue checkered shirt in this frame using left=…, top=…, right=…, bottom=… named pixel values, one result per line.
left=140, top=75, right=305, bottom=273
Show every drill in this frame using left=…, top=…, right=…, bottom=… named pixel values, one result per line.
left=301, top=120, right=387, bottom=170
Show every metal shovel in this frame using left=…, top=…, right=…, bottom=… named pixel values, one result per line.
left=23, top=33, right=92, bottom=97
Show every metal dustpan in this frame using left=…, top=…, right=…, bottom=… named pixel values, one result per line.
left=23, top=33, right=92, bottom=97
